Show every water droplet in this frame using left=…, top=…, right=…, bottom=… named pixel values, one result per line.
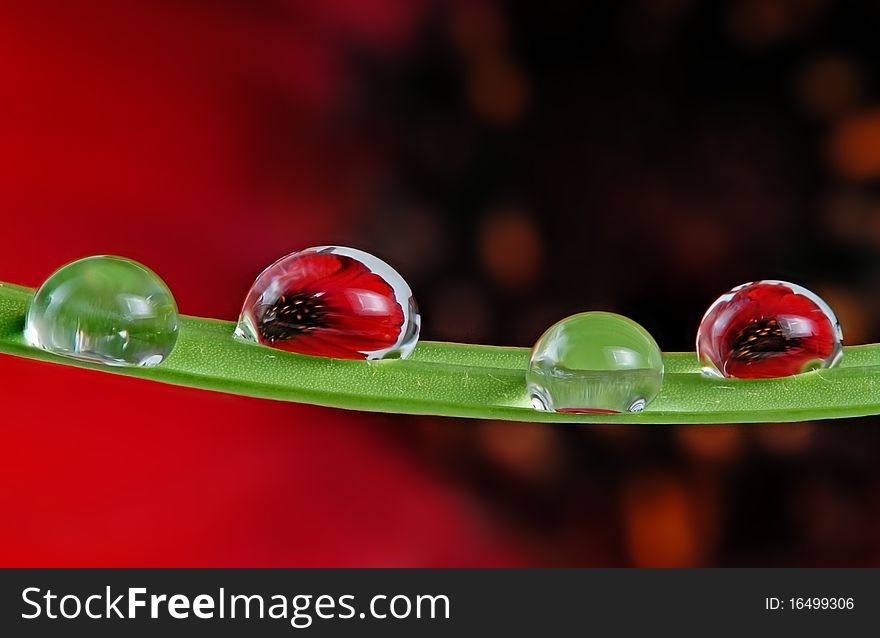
left=527, top=312, right=664, bottom=414
left=24, top=256, right=179, bottom=367
left=235, top=246, right=420, bottom=360
left=697, top=280, right=843, bottom=379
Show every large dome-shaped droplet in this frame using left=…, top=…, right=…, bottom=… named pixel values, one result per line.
left=235, top=246, right=420, bottom=360
left=24, top=256, right=179, bottom=367
left=696, top=280, right=842, bottom=379
left=528, top=312, right=665, bottom=414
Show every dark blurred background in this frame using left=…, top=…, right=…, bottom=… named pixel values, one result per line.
left=1, top=0, right=880, bottom=566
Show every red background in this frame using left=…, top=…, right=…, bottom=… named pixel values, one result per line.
left=0, top=0, right=522, bottom=566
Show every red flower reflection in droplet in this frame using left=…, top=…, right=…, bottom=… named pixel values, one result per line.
left=696, top=281, right=842, bottom=379
left=237, top=247, right=418, bottom=360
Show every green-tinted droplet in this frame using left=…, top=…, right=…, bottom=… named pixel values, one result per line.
left=24, top=255, right=179, bottom=367
left=527, top=312, right=664, bottom=414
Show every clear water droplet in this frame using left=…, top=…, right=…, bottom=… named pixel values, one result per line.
left=24, top=256, right=179, bottom=367
left=235, top=246, right=420, bottom=360
left=696, top=280, right=843, bottom=379
left=527, top=312, right=664, bottom=414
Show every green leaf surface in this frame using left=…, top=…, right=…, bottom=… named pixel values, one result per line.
left=2, top=281, right=879, bottom=423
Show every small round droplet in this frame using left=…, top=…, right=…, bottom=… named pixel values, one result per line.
left=235, top=246, right=420, bottom=360
left=527, top=312, right=665, bottom=414
left=24, top=256, right=179, bottom=367
left=696, top=280, right=843, bottom=379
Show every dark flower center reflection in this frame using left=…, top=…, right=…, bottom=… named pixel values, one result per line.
left=258, top=293, right=328, bottom=342
left=729, top=318, right=793, bottom=361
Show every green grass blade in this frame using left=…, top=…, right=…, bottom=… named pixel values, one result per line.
left=2, top=281, right=880, bottom=423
